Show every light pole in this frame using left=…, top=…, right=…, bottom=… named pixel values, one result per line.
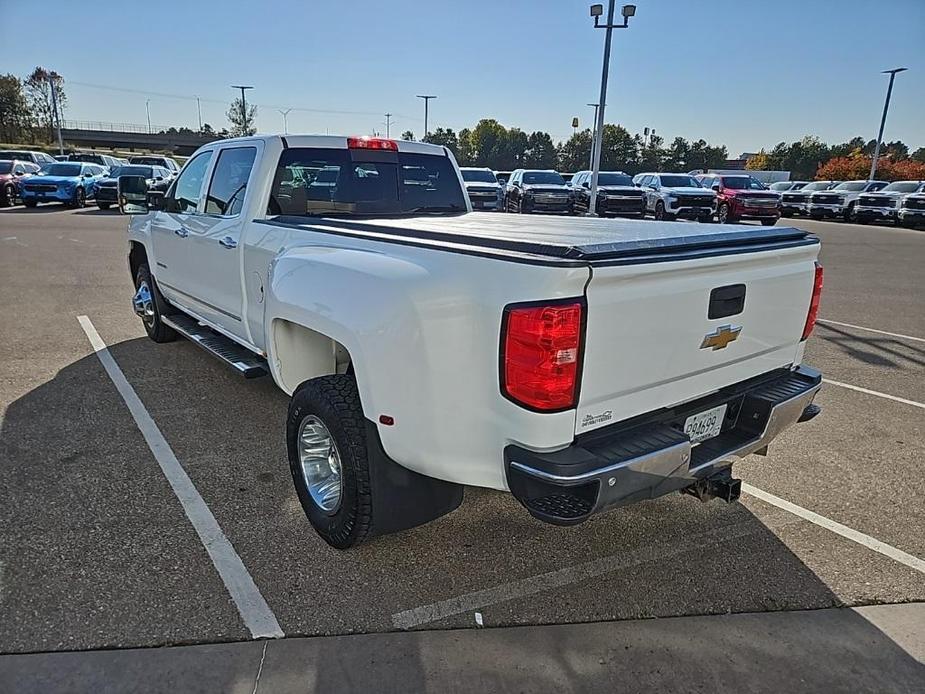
left=869, top=67, right=907, bottom=181
left=145, top=99, right=152, bottom=134
left=416, top=95, right=436, bottom=142
left=48, top=72, right=64, bottom=154
left=587, top=102, right=599, bottom=170
left=231, top=85, right=254, bottom=134
left=196, top=96, right=203, bottom=131
left=278, top=108, right=292, bottom=134
left=587, top=2, right=635, bottom=216
left=384, top=113, right=393, bottom=138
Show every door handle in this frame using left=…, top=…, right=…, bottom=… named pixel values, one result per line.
left=174, top=227, right=189, bottom=238
left=219, top=236, right=238, bottom=249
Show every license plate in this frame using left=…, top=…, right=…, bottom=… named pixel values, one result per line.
left=683, top=404, right=727, bottom=444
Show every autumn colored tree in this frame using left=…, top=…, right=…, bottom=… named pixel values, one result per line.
left=745, top=150, right=770, bottom=171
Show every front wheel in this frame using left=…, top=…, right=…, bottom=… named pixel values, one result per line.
left=717, top=203, right=735, bottom=224
left=1, top=184, right=14, bottom=207
left=134, top=263, right=177, bottom=343
left=97, top=202, right=111, bottom=210
left=69, top=187, right=86, bottom=208
left=287, top=375, right=373, bottom=549
left=760, top=218, right=778, bottom=226
left=654, top=201, right=674, bottom=221
left=697, top=214, right=713, bottom=223
left=23, top=199, right=38, bottom=208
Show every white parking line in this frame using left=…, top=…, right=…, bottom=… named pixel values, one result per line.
left=77, top=315, right=284, bottom=640
left=823, top=378, right=925, bottom=410
left=817, top=319, right=925, bottom=344
left=391, top=521, right=768, bottom=629
left=391, top=481, right=925, bottom=629
left=742, top=484, right=925, bottom=574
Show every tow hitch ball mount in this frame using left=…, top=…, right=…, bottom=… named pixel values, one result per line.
left=683, top=469, right=742, bottom=504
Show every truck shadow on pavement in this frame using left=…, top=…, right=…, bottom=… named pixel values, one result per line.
left=818, top=322, right=925, bottom=368
left=1, top=335, right=921, bottom=690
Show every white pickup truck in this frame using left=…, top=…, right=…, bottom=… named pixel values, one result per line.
left=127, top=135, right=824, bottom=549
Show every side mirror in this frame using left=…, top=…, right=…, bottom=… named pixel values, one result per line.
left=711, top=183, right=720, bottom=192
left=83, top=173, right=93, bottom=178
left=147, top=190, right=166, bottom=211
left=582, top=181, right=590, bottom=189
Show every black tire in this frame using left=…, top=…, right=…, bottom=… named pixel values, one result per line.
left=697, top=214, right=713, bottom=223
left=97, top=202, right=111, bottom=210
left=654, top=201, right=674, bottom=221
left=1, top=184, right=14, bottom=207
left=24, top=199, right=37, bottom=208
left=717, top=203, right=735, bottom=224
left=760, top=218, right=778, bottom=226
left=134, top=263, right=177, bottom=343
left=287, top=375, right=372, bottom=549
left=69, top=187, right=86, bottom=208
left=843, top=204, right=854, bottom=223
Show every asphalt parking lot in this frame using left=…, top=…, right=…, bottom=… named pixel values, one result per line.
left=1, top=206, right=923, bottom=691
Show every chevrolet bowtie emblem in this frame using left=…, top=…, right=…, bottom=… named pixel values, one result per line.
left=701, top=324, right=742, bottom=350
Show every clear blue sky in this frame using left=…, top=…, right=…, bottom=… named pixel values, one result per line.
left=2, top=0, right=923, bottom=156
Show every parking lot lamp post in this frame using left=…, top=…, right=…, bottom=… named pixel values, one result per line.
left=587, top=102, right=599, bottom=170
left=587, top=2, right=635, bottom=216
left=416, top=95, right=436, bottom=142
left=196, top=96, right=203, bottom=132
left=869, top=68, right=907, bottom=181
left=145, top=99, right=151, bottom=134
left=231, top=85, right=254, bottom=135
left=278, top=109, right=292, bottom=134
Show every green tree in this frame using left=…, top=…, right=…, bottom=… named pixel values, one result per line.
left=523, top=131, right=557, bottom=168
left=456, top=127, right=473, bottom=165
left=830, top=136, right=865, bottom=158
left=911, top=147, right=925, bottom=164
left=25, top=67, right=66, bottom=143
left=400, top=130, right=414, bottom=141
left=467, top=119, right=510, bottom=168
left=882, top=140, right=909, bottom=160
left=664, top=137, right=691, bottom=171
left=0, top=74, right=31, bottom=143
left=426, top=127, right=458, bottom=156
left=226, top=97, right=257, bottom=137
left=557, top=128, right=593, bottom=171
left=638, top=134, right=666, bottom=172
left=599, top=124, right=638, bottom=172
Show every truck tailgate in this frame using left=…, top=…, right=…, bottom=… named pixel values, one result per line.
left=576, top=242, right=820, bottom=434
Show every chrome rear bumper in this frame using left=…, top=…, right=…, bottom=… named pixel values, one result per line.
left=505, top=365, right=822, bottom=525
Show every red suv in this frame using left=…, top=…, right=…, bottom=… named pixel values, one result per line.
left=696, top=174, right=781, bottom=226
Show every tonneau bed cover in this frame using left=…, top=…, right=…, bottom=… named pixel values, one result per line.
left=268, top=212, right=816, bottom=265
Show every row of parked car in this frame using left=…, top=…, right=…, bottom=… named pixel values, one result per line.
left=459, top=166, right=925, bottom=228
left=0, top=149, right=180, bottom=211
left=772, top=179, right=925, bottom=228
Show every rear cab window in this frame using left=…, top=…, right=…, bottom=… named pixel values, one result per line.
left=268, top=147, right=466, bottom=217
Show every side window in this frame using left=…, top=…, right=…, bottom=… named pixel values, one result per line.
left=205, top=147, right=257, bottom=216
left=169, top=151, right=213, bottom=213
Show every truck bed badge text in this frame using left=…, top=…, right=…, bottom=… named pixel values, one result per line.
left=582, top=410, right=613, bottom=428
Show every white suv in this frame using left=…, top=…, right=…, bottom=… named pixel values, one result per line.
left=807, top=180, right=888, bottom=221
left=635, top=173, right=716, bottom=222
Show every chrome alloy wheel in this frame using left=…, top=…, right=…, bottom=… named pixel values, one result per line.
left=133, top=280, right=155, bottom=327
left=298, top=415, right=343, bottom=512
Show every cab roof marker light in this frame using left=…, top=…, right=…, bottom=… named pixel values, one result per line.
left=347, top=136, right=398, bottom=151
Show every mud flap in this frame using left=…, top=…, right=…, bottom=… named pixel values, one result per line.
left=364, top=420, right=464, bottom=536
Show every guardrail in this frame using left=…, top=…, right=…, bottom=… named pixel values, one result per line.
left=61, top=120, right=191, bottom=134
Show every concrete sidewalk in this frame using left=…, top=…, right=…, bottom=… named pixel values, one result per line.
left=2, top=604, right=923, bottom=693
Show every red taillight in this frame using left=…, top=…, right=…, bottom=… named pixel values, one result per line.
left=801, top=262, right=823, bottom=340
left=347, top=136, right=398, bottom=151
left=502, top=301, right=583, bottom=411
